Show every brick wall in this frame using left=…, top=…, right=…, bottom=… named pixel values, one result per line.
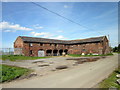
left=21, top=42, right=105, bottom=56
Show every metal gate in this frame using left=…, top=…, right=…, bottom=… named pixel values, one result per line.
left=38, top=50, right=45, bottom=57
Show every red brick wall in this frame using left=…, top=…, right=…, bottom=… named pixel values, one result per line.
left=14, top=37, right=23, bottom=48
left=22, top=43, right=70, bottom=56
left=14, top=37, right=24, bottom=55
left=21, top=42, right=106, bottom=56
left=102, top=37, right=110, bottom=54
left=68, top=42, right=103, bottom=55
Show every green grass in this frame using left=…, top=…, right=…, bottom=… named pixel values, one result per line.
left=0, top=64, right=31, bottom=83
left=0, top=53, right=113, bottom=61
left=114, top=52, right=120, bottom=54
left=68, top=53, right=113, bottom=57
left=99, top=68, right=120, bottom=88
left=0, top=55, right=51, bottom=61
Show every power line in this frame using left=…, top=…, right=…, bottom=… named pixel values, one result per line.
left=31, top=2, right=104, bottom=35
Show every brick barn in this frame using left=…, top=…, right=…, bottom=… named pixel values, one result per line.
left=14, top=36, right=110, bottom=57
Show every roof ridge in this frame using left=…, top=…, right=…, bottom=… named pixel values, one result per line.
left=19, top=35, right=106, bottom=41
left=70, top=36, right=106, bottom=41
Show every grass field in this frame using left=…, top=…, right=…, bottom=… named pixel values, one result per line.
left=0, top=53, right=113, bottom=61
left=68, top=53, right=113, bottom=57
left=99, top=67, right=120, bottom=88
left=0, top=64, right=30, bottom=83
left=114, top=52, right=120, bottom=54
left=0, top=55, right=51, bottom=61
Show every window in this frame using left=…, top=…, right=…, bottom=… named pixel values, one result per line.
left=82, top=49, right=86, bottom=51
left=67, top=45, right=70, bottom=48
left=30, top=43, right=33, bottom=47
left=30, top=50, right=33, bottom=54
left=83, top=45, right=85, bottom=48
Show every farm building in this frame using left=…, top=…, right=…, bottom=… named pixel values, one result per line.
left=14, top=36, right=110, bottom=57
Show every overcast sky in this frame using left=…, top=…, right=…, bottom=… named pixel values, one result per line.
left=1, top=2, right=118, bottom=48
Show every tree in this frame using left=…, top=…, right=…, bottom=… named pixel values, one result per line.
left=113, top=46, right=118, bottom=52
left=118, top=44, right=120, bottom=52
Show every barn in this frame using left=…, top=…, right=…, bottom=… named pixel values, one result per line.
left=14, top=36, right=110, bottom=57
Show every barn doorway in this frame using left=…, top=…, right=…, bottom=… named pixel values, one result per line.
left=38, top=49, right=45, bottom=57
left=53, top=49, right=58, bottom=56
left=46, top=49, right=52, bottom=56
left=64, top=49, right=68, bottom=54
left=59, top=49, right=63, bottom=56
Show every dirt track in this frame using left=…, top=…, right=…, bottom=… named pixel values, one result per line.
left=1, top=54, right=118, bottom=88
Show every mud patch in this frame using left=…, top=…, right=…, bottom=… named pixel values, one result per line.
left=66, top=57, right=106, bottom=65
left=56, top=65, right=68, bottom=70
left=32, top=61, right=44, bottom=63
left=38, top=64, right=50, bottom=67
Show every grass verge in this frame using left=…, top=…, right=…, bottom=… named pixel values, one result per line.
left=0, top=55, right=51, bottom=61
left=0, top=64, right=31, bottom=83
left=68, top=53, right=113, bottom=57
left=99, top=67, right=120, bottom=88
left=114, top=52, right=120, bottom=54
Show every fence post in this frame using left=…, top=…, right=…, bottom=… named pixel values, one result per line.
left=9, top=48, right=10, bottom=55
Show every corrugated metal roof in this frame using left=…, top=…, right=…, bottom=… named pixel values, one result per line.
left=19, top=36, right=106, bottom=44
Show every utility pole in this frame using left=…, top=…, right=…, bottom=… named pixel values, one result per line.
left=108, top=34, right=111, bottom=53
